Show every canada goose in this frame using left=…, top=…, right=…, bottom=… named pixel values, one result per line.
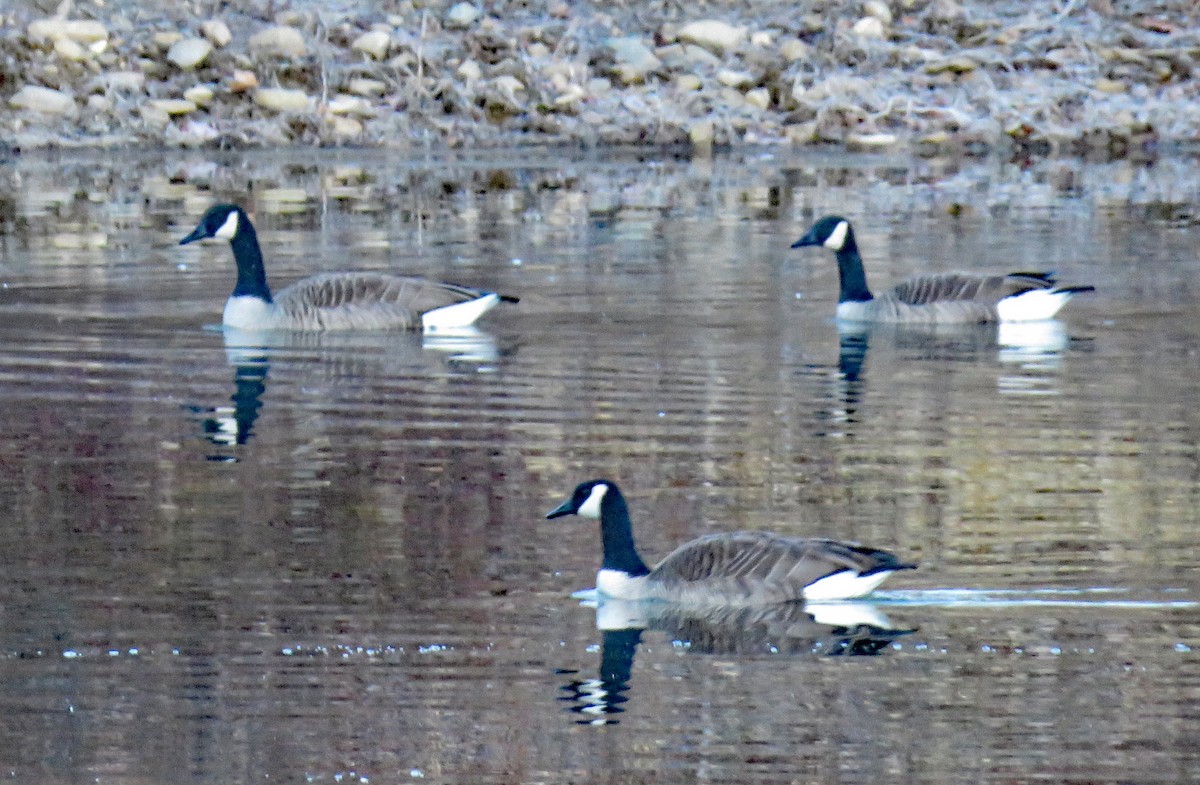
left=547, top=479, right=915, bottom=604
left=790, top=215, right=1093, bottom=324
left=179, top=204, right=518, bottom=331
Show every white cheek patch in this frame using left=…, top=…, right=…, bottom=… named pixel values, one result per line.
left=214, top=210, right=239, bottom=240
left=823, top=220, right=849, bottom=251
left=577, top=483, right=609, bottom=519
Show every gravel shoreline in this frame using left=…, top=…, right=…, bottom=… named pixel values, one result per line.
left=3, top=1, right=1198, bottom=156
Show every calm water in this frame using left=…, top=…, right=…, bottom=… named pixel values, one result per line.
left=0, top=149, right=1198, bottom=784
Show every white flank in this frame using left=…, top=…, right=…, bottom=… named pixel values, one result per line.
left=577, top=482, right=609, bottom=519
left=802, top=569, right=893, bottom=601
left=596, top=568, right=647, bottom=600
left=223, top=295, right=275, bottom=329
left=995, top=289, right=1071, bottom=322
left=421, top=293, right=499, bottom=332
left=823, top=219, right=849, bottom=251
left=835, top=300, right=873, bottom=322
left=214, top=209, right=239, bottom=239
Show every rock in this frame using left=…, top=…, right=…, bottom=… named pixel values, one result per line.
left=677, top=20, right=747, bottom=54
left=688, top=119, right=715, bottom=150
left=674, top=73, right=702, bottom=91
left=924, top=55, right=977, bottom=74
left=54, top=37, right=87, bottom=61
left=139, top=103, right=171, bottom=128
left=326, top=95, right=372, bottom=116
left=149, top=99, right=198, bottom=116
left=445, top=2, right=482, bottom=29
left=86, top=95, right=111, bottom=113
left=253, top=88, right=312, bottom=112
left=749, top=31, right=773, bottom=48
left=457, top=60, right=483, bottom=81
left=100, top=71, right=146, bottom=92
left=852, top=17, right=886, bottom=38
left=154, top=32, right=184, bottom=49
left=863, top=0, right=894, bottom=25
left=248, top=26, right=307, bottom=58
left=229, top=70, right=259, bottom=92
left=553, top=84, right=585, bottom=107
left=329, top=116, right=363, bottom=137
left=10, top=85, right=77, bottom=116
left=778, top=39, right=810, bottom=62
left=847, top=131, right=899, bottom=149
left=716, top=69, right=754, bottom=88
left=606, top=37, right=661, bottom=83
left=351, top=30, right=390, bottom=60
left=745, top=87, right=771, bottom=109
left=202, top=20, right=232, bottom=48
left=27, top=19, right=108, bottom=45
left=1095, top=78, right=1126, bottom=94
left=347, top=78, right=387, bottom=97
left=184, top=85, right=214, bottom=106
left=167, top=38, right=213, bottom=70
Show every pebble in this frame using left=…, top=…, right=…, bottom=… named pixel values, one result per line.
left=27, top=19, right=108, bottom=45
left=778, top=39, right=810, bottom=62
left=326, top=95, right=373, bottom=117
left=228, top=70, right=259, bottom=92
left=149, top=99, right=198, bottom=116
left=352, top=30, right=391, bottom=60
left=347, top=78, right=387, bottom=97
left=54, top=37, right=87, bottom=61
left=248, top=26, right=307, bottom=59
left=167, top=38, right=213, bottom=70
left=863, top=0, right=894, bottom=25
left=745, top=87, right=771, bottom=109
left=202, top=20, right=232, bottom=48
left=606, top=37, right=661, bottom=83
left=253, top=88, right=312, bottom=112
left=10, top=85, right=77, bottom=116
left=1, top=1, right=1193, bottom=153
left=677, top=20, right=747, bottom=54
left=101, top=71, right=146, bottom=92
left=852, top=17, right=886, bottom=39
left=457, top=60, right=483, bottom=82
left=184, top=85, right=215, bottom=106
left=716, top=69, right=754, bottom=88
left=445, top=3, right=482, bottom=30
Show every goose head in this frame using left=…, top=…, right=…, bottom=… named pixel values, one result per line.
left=790, top=215, right=852, bottom=252
left=180, top=204, right=247, bottom=246
left=547, top=480, right=651, bottom=579
left=546, top=479, right=614, bottom=520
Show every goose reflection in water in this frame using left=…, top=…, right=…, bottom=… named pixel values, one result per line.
left=560, top=599, right=914, bottom=725
left=188, top=326, right=507, bottom=460
left=830, top=318, right=1085, bottom=403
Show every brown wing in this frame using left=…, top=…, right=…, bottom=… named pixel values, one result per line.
left=648, top=532, right=908, bottom=604
left=274, top=273, right=490, bottom=330
left=888, top=272, right=1055, bottom=306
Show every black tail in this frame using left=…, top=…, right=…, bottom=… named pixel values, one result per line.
left=1053, top=285, right=1095, bottom=295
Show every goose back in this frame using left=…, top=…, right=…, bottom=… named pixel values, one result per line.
left=851, top=272, right=1063, bottom=324
left=644, top=532, right=911, bottom=605
left=271, top=273, right=496, bottom=330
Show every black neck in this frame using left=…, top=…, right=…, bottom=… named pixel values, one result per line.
left=835, top=231, right=873, bottom=303
left=230, top=215, right=272, bottom=302
left=599, top=488, right=651, bottom=576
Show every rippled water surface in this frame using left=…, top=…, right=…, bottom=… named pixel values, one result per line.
left=0, top=149, right=1198, bottom=784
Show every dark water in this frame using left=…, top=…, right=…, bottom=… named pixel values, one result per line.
left=0, top=150, right=1198, bottom=784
